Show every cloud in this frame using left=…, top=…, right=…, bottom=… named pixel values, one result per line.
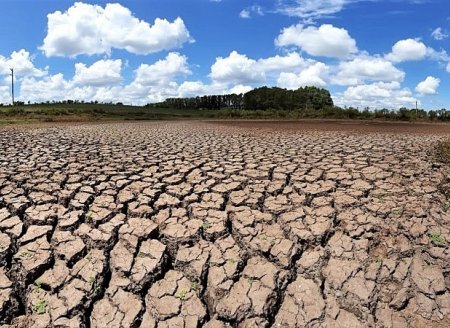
left=239, top=10, right=251, bottom=19
left=17, top=50, right=330, bottom=105
left=277, top=62, right=329, bottom=89
left=0, top=49, right=47, bottom=77
left=275, top=24, right=357, bottom=58
left=73, top=59, right=122, bottom=86
left=210, top=51, right=326, bottom=86
left=256, top=52, right=309, bottom=73
left=41, top=2, right=193, bottom=57
left=177, top=81, right=211, bottom=98
left=385, top=38, right=427, bottom=62
left=16, top=53, right=191, bottom=105
left=0, top=85, right=10, bottom=105
left=275, top=0, right=347, bottom=19
left=20, top=74, right=70, bottom=103
left=239, top=5, right=264, bottom=19
left=431, top=27, right=448, bottom=41
left=333, top=56, right=405, bottom=85
left=228, top=84, right=253, bottom=94
left=334, top=81, right=417, bottom=109
left=134, top=52, right=191, bottom=86
left=415, top=76, right=440, bottom=95
left=210, top=51, right=266, bottom=84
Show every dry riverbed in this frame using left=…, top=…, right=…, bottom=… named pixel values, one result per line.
left=0, top=120, right=450, bottom=327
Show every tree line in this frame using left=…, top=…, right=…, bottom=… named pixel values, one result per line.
left=152, top=86, right=334, bottom=111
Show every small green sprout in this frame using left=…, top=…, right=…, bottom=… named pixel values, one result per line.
left=33, top=300, right=47, bottom=314
left=177, top=288, right=188, bottom=300
left=88, top=276, right=101, bottom=293
left=85, top=211, right=94, bottom=221
left=227, top=258, right=236, bottom=265
left=201, top=222, right=211, bottom=230
left=375, top=256, right=383, bottom=267
left=191, top=282, right=198, bottom=291
left=20, top=250, right=33, bottom=258
left=33, top=281, right=42, bottom=292
left=248, top=276, right=256, bottom=285
left=430, top=232, right=447, bottom=247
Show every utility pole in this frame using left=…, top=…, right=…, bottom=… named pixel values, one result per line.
left=10, top=68, right=14, bottom=106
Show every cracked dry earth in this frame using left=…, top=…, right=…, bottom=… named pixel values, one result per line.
left=0, top=121, right=450, bottom=328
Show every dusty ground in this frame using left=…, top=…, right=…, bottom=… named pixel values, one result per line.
left=0, top=120, right=450, bottom=328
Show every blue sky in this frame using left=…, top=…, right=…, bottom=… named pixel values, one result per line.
left=0, top=0, right=449, bottom=109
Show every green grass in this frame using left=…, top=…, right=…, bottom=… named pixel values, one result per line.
left=227, top=258, right=236, bottom=265
left=88, top=276, right=101, bottom=293
left=201, top=221, right=212, bottom=230
left=375, top=256, right=383, bottom=267
left=20, top=250, right=33, bottom=258
left=33, top=281, right=42, bottom=292
left=177, top=288, right=188, bottom=300
left=429, top=232, right=447, bottom=247
left=33, top=300, right=47, bottom=314
left=0, top=103, right=226, bottom=123
left=0, top=103, right=437, bottom=124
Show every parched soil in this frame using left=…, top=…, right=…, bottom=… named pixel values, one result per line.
left=209, top=119, right=450, bottom=135
left=0, top=120, right=450, bottom=327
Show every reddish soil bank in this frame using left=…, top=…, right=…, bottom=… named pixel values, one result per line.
left=209, top=119, right=450, bottom=135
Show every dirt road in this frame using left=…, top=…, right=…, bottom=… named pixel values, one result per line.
left=1, top=121, right=449, bottom=327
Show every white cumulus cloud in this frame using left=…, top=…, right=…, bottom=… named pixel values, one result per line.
left=20, top=74, right=70, bottom=103
left=209, top=51, right=327, bottom=86
left=415, top=76, right=440, bottom=95
left=0, top=84, right=10, bottom=105
left=256, top=52, right=309, bottom=73
left=275, top=24, right=357, bottom=59
left=73, top=59, right=122, bottom=86
left=335, top=81, right=417, bottom=109
left=333, top=56, right=405, bottom=86
left=210, top=51, right=266, bottom=84
left=134, top=52, right=191, bottom=86
left=277, top=62, right=329, bottom=89
left=41, top=2, right=193, bottom=57
left=386, top=38, right=427, bottom=63
left=0, top=49, right=47, bottom=77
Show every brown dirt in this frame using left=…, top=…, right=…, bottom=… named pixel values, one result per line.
left=208, top=119, right=450, bottom=135
left=1, top=120, right=450, bottom=327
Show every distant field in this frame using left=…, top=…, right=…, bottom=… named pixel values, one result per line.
left=1, top=103, right=446, bottom=124
left=0, top=104, right=219, bottom=124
